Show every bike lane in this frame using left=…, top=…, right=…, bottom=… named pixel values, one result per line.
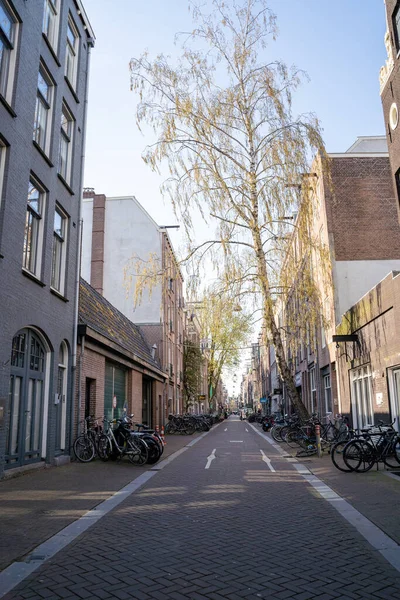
left=3, top=417, right=400, bottom=600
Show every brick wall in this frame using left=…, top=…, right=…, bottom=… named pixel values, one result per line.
left=90, top=194, right=106, bottom=294
left=130, top=370, right=143, bottom=421
left=74, top=345, right=105, bottom=436
left=324, top=157, right=400, bottom=261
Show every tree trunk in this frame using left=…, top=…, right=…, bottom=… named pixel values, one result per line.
left=252, top=227, right=309, bottom=422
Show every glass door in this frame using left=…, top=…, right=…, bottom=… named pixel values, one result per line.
left=390, top=369, right=400, bottom=432
left=6, top=330, right=45, bottom=467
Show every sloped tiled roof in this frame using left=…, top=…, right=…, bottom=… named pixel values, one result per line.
left=79, top=278, right=162, bottom=372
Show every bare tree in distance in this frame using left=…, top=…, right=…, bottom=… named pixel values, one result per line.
left=129, top=0, right=331, bottom=420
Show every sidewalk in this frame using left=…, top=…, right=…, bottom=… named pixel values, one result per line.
left=0, top=433, right=196, bottom=572
left=262, top=427, right=400, bottom=544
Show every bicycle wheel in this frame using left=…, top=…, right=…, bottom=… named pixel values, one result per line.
left=97, top=434, right=112, bottom=461
left=144, top=438, right=161, bottom=465
left=279, top=426, right=290, bottom=442
left=383, top=439, right=400, bottom=468
left=331, top=440, right=354, bottom=472
left=285, top=430, right=303, bottom=448
left=127, top=437, right=149, bottom=465
left=271, top=426, right=284, bottom=443
left=73, top=435, right=95, bottom=463
left=344, top=440, right=375, bottom=473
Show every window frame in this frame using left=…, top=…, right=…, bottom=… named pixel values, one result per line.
left=309, top=366, right=316, bottom=413
left=350, top=365, right=374, bottom=429
left=58, top=102, right=74, bottom=185
left=393, top=2, right=400, bottom=52
left=65, top=15, right=79, bottom=90
left=23, top=177, right=46, bottom=278
left=51, top=204, right=68, bottom=295
left=42, top=0, right=59, bottom=53
left=0, top=0, right=19, bottom=104
left=33, top=62, right=54, bottom=156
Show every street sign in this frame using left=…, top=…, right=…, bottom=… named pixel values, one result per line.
left=198, top=394, right=206, bottom=401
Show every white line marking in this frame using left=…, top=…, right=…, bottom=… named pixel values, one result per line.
left=205, top=448, right=216, bottom=469
left=260, top=449, right=276, bottom=472
left=230, top=440, right=243, bottom=443
left=245, top=428, right=249, bottom=432
left=224, top=428, right=228, bottom=431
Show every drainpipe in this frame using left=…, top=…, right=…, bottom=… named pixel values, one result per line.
left=70, top=38, right=94, bottom=445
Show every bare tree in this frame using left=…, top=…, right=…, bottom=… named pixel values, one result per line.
left=130, top=0, right=329, bottom=419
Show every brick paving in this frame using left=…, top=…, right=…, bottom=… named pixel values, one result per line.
left=0, top=433, right=196, bottom=571
left=2, top=418, right=400, bottom=599
left=268, top=430, right=400, bottom=545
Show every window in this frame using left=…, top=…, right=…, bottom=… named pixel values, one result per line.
left=65, top=16, right=79, bottom=89
left=351, top=365, right=373, bottom=429
left=51, top=206, right=67, bottom=293
left=0, top=0, right=17, bottom=102
left=393, top=3, right=400, bottom=51
left=309, top=367, right=316, bottom=413
left=23, top=180, right=45, bottom=276
left=323, top=374, right=332, bottom=414
left=42, top=0, right=59, bottom=51
left=0, top=139, right=6, bottom=210
left=33, top=64, right=53, bottom=154
left=58, top=103, right=74, bottom=184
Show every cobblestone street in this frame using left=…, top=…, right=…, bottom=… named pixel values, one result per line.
left=1, top=418, right=400, bottom=600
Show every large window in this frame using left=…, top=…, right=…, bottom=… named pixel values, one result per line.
left=65, top=16, right=79, bottom=89
left=33, top=64, right=53, bottom=154
left=393, top=3, right=400, bottom=51
left=309, top=367, right=316, bottom=413
left=351, top=365, right=373, bottom=429
left=323, top=374, right=332, bottom=414
left=58, top=103, right=74, bottom=184
left=42, top=0, right=59, bottom=51
left=23, top=180, right=45, bottom=276
left=0, top=0, right=17, bottom=102
left=51, top=206, right=67, bottom=293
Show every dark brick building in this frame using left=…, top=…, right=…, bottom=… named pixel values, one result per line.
left=0, top=0, right=94, bottom=477
left=381, top=1, right=400, bottom=216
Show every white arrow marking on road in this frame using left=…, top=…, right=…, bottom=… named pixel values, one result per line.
left=260, top=449, right=276, bottom=472
left=224, top=428, right=228, bottom=431
left=205, top=449, right=216, bottom=469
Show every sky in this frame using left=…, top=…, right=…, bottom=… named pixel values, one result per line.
left=81, top=0, right=388, bottom=392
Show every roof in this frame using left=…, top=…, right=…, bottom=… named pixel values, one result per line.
left=345, top=136, right=388, bottom=154
left=79, top=279, right=162, bottom=372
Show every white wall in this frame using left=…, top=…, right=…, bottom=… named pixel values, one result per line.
left=103, top=197, right=162, bottom=323
left=335, top=260, right=400, bottom=323
left=81, top=198, right=93, bottom=281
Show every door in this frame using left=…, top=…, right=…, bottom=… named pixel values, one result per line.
left=104, top=361, right=126, bottom=421
left=55, top=342, right=68, bottom=453
left=389, top=368, right=400, bottom=432
left=142, top=378, right=152, bottom=426
left=6, top=330, right=46, bottom=467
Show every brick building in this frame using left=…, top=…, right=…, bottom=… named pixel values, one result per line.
left=381, top=0, right=400, bottom=218
left=77, top=280, right=166, bottom=429
left=336, top=271, right=400, bottom=431
left=81, top=191, right=185, bottom=421
left=0, top=0, right=94, bottom=477
left=278, top=137, right=400, bottom=419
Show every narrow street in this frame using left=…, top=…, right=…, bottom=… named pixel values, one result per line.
left=1, top=417, right=400, bottom=600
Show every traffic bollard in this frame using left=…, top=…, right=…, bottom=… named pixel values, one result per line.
left=315, top=424, right=322, bottom=458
